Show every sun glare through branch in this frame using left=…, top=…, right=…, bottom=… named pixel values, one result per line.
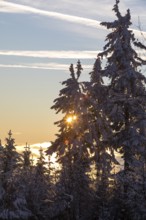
left=66, top=115, right=77, bottom=124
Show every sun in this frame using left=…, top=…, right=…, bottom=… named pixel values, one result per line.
left=66, top=115, right=77, bottom=124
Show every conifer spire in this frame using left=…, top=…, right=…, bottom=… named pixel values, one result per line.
left=76, top=60, right=83, bottom=79
left=89, top=57, right=103, bottom=84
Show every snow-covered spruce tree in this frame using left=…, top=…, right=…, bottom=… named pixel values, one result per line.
left=0, top=130, right=32, bottom=220
left=98, top=1, right=146, bottom=219
left=25, top=147, right=53, bottom=220
left=22, top=143, right=33, bottom=170
left=47, top=61, right=93, bottom=220
left=0, top=139, right=4, bottom=176
left=84, top=57, right=118, bottom=220
left=35, top=147, right=47, bottom=176
left=2, top=130, right=21, bottom=174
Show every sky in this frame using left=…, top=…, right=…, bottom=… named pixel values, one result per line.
left=0, top=0, right=146, bottom=150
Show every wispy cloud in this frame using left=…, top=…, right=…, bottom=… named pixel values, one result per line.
left=1, top=0, right=146, bottom=37
left=0, top=48, right=145, bottom=70
left=0, top=49, right=98, bottom=70
left=0, top=63, right=92, bottom=70
left=16, top=142, right=51, bottom=151
left=31, top=142, right=51, bottom=149
left=0, top=50, right=98, bottom=59
left=0, top=1, right=103, bottom=29
left=0, top=63, right=67, bottom=70
left=0, top=49, right=145, bottom=61
left=0, top=1, right=26, bottom=13
left=16, top=141, right=52, bottom=162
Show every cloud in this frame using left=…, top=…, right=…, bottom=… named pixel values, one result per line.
left=0, top=50, right=97, bottom=70
left=0, top=1, right=26, bottom=13
left=0, top=63, right=68, bottom=70
left=16, top=141, right=51, bottom=152
left=0, top=63, right=92, bottom=70
left=0, top=49, right=145, bottom=62
left=0, top=50, right=98, bottom=59
left=0, top=1, right=103, bottom=29
left=31, top=142, right=51, bottom=149
left=1, top=0, right=146, bottom=37
left=0, top=48, right=145, bottom=70
left=16, top=142, right=58, bottom=164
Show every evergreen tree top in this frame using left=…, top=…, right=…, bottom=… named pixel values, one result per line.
left=89, top=57, right=103, bottom=85
left=101, top=0, right=131, bottom=30
left=22, top=143, right=32, bottom=168
left=36, top=147, right=47, bottom=176
left=99, top=0, right=146, bottom=80
left=5, top=130, right=16, bottom=150
left=51, top=61, right=83, bottom=115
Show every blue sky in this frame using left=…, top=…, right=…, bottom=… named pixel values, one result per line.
left=0, top=0, right=146, bottom=147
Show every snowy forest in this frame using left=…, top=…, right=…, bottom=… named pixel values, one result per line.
left=1, top=0, right=146, bottom=219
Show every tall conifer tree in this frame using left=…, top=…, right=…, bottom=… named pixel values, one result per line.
left=98, top=1, right=146, bottom=218
left=47, top=61, right=93, bottom=220
left=0, top=131, right=31, bottom=219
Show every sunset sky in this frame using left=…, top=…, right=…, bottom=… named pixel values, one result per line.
left=0, top=0, right=146, bottom=148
